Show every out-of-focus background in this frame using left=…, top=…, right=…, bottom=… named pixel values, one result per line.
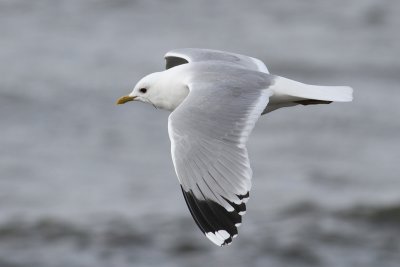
left=1, top=0, right=399, bottom=266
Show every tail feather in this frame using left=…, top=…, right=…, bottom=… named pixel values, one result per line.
left=294, top=99, right=332, bottom=105
left=263, top=76, right=353, bottom=114
left=271, top=76, right=353, bottom=102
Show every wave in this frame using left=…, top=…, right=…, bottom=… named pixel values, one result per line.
left=338, top=202, right=400, bottom=226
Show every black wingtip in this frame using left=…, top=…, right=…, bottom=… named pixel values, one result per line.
left=180, top=186, right=244, bottom=246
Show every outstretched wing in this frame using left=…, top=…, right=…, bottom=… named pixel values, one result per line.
left=165, top=48, right=269, bottom=73
left=168, top=75, right=272, bottom=246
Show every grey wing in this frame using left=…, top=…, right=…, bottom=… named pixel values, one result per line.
left=168, top=79, right=272, bottom=246
left=165, top=48, right=269, bottom=73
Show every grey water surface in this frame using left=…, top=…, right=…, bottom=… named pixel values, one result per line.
left=0, top=0, right=399, bottom=266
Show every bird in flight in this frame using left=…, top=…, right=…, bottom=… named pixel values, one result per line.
left=117, top=48, right=353, bottom=246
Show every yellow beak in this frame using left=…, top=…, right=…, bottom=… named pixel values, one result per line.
left=116, top=95, right=136, bottom=105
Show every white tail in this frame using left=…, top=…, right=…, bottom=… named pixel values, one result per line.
left=263, top=76, right=353, bottom=114
left=271, top=76, right=353, bottom=102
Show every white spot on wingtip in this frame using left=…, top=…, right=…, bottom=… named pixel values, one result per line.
left=238, top=211, right=246, bottom=215
left=241, top=197, right=249, bottom=203
left=225, top=205, right=234, bottom=212
left=217, top=230, right=230, bottom=239
left=206, top=230, right=232, bottom=246
left=233, top=199, right=242, bottom=205
left=206, top=232, right=223, bottom=246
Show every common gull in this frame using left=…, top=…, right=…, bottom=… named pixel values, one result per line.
left=117, top=48, right=353, bottom=246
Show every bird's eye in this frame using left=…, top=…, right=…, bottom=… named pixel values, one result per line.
left=139, top=88, right=147, bottom=93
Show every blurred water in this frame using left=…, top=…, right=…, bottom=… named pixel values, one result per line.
left=0, top=0, right=399, bottom=266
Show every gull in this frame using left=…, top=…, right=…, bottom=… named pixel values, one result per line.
left=117, top=48, right=353, bottom=246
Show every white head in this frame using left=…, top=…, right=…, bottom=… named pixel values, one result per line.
left=117, top=71, right=189, bottom=111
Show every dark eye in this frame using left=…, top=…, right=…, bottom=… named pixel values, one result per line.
left=139, top=88, right=147, bottom=93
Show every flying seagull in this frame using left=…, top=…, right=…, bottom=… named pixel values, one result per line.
left=117, top=48, right=353, bottom=246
